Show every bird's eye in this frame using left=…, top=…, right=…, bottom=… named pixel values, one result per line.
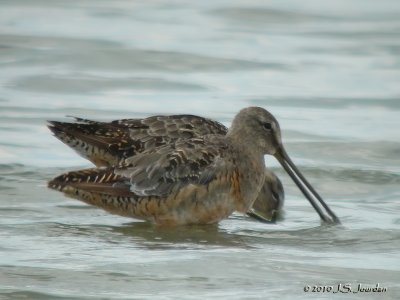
left=262, top=122, right=272, bottom=130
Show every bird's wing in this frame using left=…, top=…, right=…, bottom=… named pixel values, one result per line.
left=48, top=115, right=227, bottom=167
left=115, top=136, right=230, bottom=197
left=114, top=114, right=227, bottom=140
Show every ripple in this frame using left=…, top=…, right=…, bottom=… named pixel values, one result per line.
left=13, top=75, right=208, bottom=94
left=250, top=96, right=400, bottom=110
left=302, top=167, right=400, bottom=185
left=0, top=291, right=80, bottom=300
left=237, top=226, right=400, bottom=254
left=0, top=34, right=285, bottom=72
left=210, top=7, right=336, bottom=26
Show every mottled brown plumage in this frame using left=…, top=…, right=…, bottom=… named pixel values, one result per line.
left=48, top=111, right=284, bottom=223
left=48, top=115, right=227, bottom=167
left=48, top=107, right=339, bottom=225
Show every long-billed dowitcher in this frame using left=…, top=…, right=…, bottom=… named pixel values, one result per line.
left=48, top=112, right=283, bottom=222
left=48, top=107, right=339, bottom=225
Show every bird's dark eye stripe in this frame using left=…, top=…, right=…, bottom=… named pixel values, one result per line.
left=262, top=122, right=272, bottom=130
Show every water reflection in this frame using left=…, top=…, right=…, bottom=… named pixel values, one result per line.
left=110, top=222, right=250, bottom=249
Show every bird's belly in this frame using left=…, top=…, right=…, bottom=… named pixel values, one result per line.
left=153, top=183, right=236, bottom=225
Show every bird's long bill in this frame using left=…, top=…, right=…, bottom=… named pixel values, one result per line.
left=275, top=147, right=340, bottom=224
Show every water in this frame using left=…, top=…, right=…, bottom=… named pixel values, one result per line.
left=1, top=0, right=400, bottom=299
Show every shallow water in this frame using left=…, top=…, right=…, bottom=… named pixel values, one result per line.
left=1, top=0, right=400, bottom=299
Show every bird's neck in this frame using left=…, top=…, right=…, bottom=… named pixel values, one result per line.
left=226, top=129, right=263, bottom=160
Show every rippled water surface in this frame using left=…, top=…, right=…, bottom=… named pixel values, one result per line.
left=1, top=0, right=400, bottom=299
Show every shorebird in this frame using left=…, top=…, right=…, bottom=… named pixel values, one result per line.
left=48, top=112, right=283, bottom=223
left=48, top=107, right=339, bottom=225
